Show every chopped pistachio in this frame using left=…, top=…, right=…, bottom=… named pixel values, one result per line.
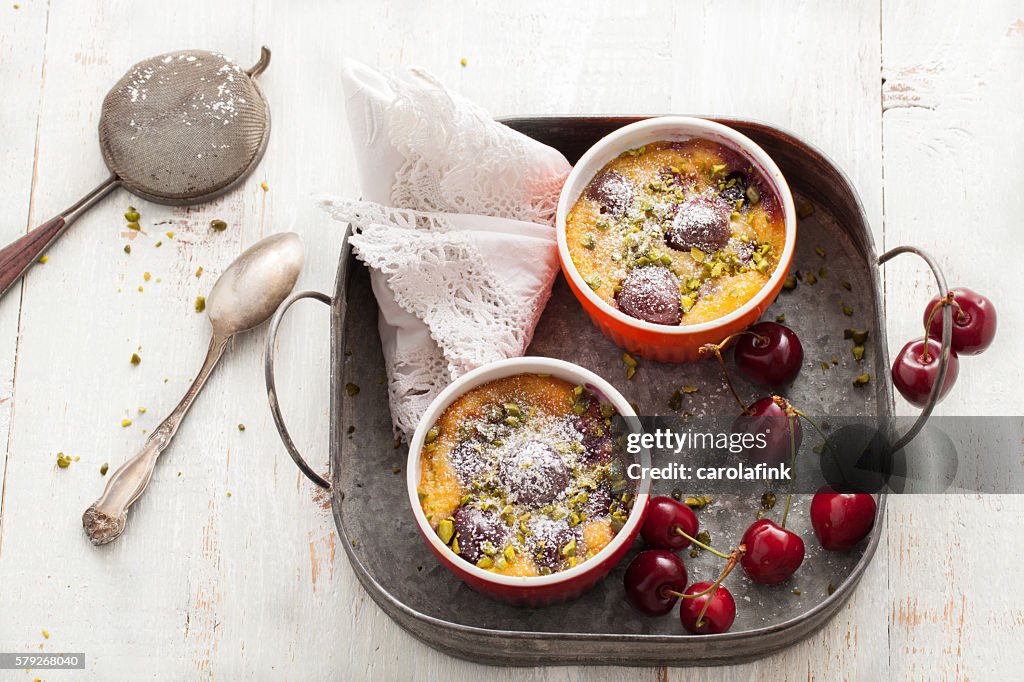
left=143, top=271, right=151, bottom=282
left=56, top=452, right=71, bottom=468
left=782, top=274, right=798, bottom=290
left=460, top=57, right=468, bottom=67
left=561, top=537, right=577, bottom=557
left=210, top=219, right=228, bottom=232
left=42, top=629, right=50, bottom=639
left=622, top=352, right=638, bottom=368
left=580, top=233, right=597, bottom=250
left=853, top=345, right=865, bottom=361
left=815, top=246, right=826, bottom=258
left=121, top=419, right=132, bottom=427
left=345, top=383, right=360, bottom=397
left=690, top=247, right=705, bottom=263
left=425, top=425, right=440, bottom=443
left=124, top=210, right=140, bottom=222
left=797, top=200, right=815, bottom=218
left=842, top=304, right=854, bottom=317
left=451, top=537, right=460, bottom=554
left=195, top=296, right=206, bottom=313
left=260, top=181, right=269, bottom=192
left=681, top=385, right=698, bottom=394
left=165, top=231, right=175, bottom=239
left=127, top=221, right=141, bottom=231
left=504, top=545, right=516, bottom=562
left=137, top=406, right=146, bottom=414
left=195, top=266, right=204, bottom=278
left=476, top=556, right=494, bottom=569
left=685, top=495, right=713, bottom=509
left=130, top=352, right=141, bottom=365
left=805, top=272, right=818, bottom=285
left=792, top=587, right=802, bottom=596
left=438, top=519, right=455, bottom=544
left=124, top=244, right=131, bottom=254
left=842, top=280, right=852, bottom=291
left=154, top=241, right=162, bottom=248
left=745, top=184, right=761, bottom=204
left=626, top=366, right=636, bottom=380
left=853, top=373, right=871, bottom=387
left=776, top=313, right=786, bottom=323
left=238, top=423, right=246, bottom=431
left=100, top=462, right=109, bottom=475
left=38, top=254, right=48, bottom=264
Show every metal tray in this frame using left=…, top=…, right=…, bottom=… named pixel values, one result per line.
left=264, top=117, right=951, bottom=666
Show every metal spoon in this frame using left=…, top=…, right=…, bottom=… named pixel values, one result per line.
left=83, top=232, right=304, bottom=545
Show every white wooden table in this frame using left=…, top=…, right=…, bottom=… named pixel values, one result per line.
left=1, top=1, right=1020, bottom=679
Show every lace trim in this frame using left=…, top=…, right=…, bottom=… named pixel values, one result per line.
left=382, top=68, right=570, bottom=226
left=321, top=199, right=554, bottom=439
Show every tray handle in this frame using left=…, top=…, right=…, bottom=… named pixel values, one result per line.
left=264, top=290, right=333, bottom=490
left=876, top=245, right=953, bottom=452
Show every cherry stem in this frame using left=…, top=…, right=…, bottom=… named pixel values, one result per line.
left=700, top=343, right=749, bottom=414
left=694, top=545, right=746, bottom=627
left=792, top=408, right=850, bottom=488
left=923, top=292, right=960, bottom=363
left=674, top=527, right=730, bottom=559
left=780, top=412, right=797, bottom=529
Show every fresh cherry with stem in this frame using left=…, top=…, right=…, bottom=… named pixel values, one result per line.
left=892, top=337, right=958, bottom=407
left=733, top=395, right=804, bottom=466
left=702, top=340, right=804, bottom=464
left=924, top=287, right=996, bottom=356
left=623, top=550, right=689, bottom=616
left=671, top=533, right=745, bottom=635
left=740, top=413, right=805, bottom=584
left=894, top=291, right=962, bottom=407
left=679, top=581, right=738, bottom=635
left=732, top=321, right=804, bottom=387
left=640, top=496, right=699, bottom=551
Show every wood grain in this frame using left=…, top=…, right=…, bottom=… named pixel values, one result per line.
left=882, top=2, right=1024, bottom=680
left=0, top=0, right=1017, bottom=679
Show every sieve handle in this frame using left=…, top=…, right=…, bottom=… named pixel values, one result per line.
left=0, top=174, right=119, bottom=299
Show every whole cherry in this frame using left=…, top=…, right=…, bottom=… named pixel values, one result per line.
left=924, top=287, right=996, bottom=356
left=640, top=496, right=699, bottom=551
left=732, top=396, right=804, bottom=466
left=679, top=582, right=737, bottom=634
left=892, top=336, right=959, bottom=407
left=810, top=486, right=877, bottom=551
left=740, top=519, right=805, bottom=584
left=623, top=550, right=689, bottom=616
left=733, top=322, right=804, bottom=387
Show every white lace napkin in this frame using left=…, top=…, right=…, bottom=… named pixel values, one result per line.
left=319, top=61, right=571, bottom=439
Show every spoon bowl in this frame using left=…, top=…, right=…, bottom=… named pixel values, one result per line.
left=208, top=232, right=304, bottom=336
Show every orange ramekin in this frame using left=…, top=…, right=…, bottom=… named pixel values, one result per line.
left=406, top=357, right=652, bottom=607
left=555, top=117, right=797, bottom=363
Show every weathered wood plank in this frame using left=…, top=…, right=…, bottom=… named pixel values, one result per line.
left=0, top=0, right=51, bottom=559
left=882, top=2, right=1024, bottom=679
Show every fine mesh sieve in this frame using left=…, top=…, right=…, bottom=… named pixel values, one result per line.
left=0, top=47, right=272, bottom=297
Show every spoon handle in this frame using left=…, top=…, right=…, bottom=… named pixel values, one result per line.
left=83, top=334, right=230, bottom=545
